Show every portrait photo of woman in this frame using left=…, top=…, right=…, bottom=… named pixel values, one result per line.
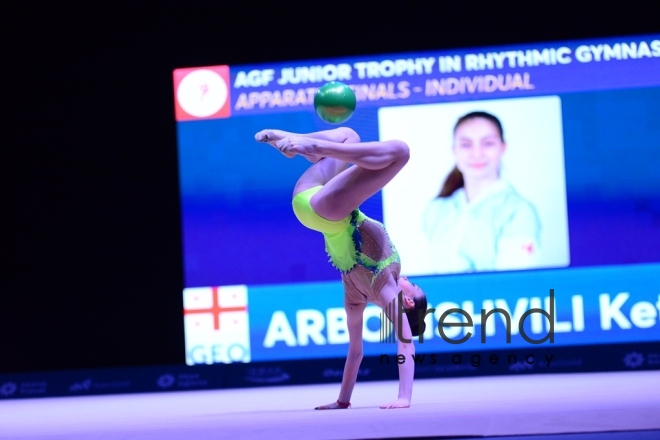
left=423, top=111, right=541, bottom=273
left=379, top=96, right=570, bottom=276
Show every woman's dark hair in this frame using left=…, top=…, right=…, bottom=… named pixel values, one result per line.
left=438, top=111, right=505, bottom=198
left=405, top=291, right=428, bottom=337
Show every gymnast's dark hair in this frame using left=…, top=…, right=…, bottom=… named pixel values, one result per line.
left=405, top=290, right=428, bottom=337
left=438, top=111, right=505, bottom=198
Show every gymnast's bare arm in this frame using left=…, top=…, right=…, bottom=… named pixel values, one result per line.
left=315, top=297, right=365, bottom=410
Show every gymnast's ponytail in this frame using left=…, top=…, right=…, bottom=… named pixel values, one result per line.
left=405, top=293, right=428, bottom=337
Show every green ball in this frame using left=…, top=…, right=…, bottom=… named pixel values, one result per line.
left=314, top=81, right=356, bottom=124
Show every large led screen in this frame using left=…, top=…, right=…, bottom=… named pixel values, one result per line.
left=173, top=36, right=660, bottom=367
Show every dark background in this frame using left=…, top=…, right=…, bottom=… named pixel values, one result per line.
left=1, top=1, right=658, bottom=374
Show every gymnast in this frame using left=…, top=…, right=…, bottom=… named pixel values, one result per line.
left=255, top=127, right=428, bottom=409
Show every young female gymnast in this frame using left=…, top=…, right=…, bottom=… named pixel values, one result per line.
left=255, top=127, right=428, bottom=410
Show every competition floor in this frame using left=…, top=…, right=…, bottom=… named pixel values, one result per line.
left=1, top=371, right=659, bottom=439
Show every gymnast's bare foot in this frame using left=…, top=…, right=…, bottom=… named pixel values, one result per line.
left=276, top=136, right=324, bottom=162
left=380, top=398, right=410, bottom=409
left=255, top=129, right=296, bottom=158
left=314, top=401, right=351, bottom=410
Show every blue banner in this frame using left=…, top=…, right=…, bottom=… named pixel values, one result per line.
left=226, top=35, right=660, bottom=116
left=247, top=263, right=660, bottom=362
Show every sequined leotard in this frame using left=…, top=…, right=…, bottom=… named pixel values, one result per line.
left=292, top=186, right=401, bottom=306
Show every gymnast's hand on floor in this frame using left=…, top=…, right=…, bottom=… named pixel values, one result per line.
left=314, top=401, right=351, bottom=410
left=255, top=129, right=296, bottom=158
left=276, top=136, right=323, bottom=162
left=380, top=398, right=410, bottom=409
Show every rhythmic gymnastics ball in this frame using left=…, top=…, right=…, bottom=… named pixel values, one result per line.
left=314, top=81, right=356, bottom=124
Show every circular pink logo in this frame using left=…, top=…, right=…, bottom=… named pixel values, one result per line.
left=176, top=69, right=228, bottom=117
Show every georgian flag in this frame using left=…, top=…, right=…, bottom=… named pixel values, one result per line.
left=183, top=285, right=250, bottom=364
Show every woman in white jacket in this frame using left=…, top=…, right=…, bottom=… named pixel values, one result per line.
left=424, top=111, right=541, bottom=274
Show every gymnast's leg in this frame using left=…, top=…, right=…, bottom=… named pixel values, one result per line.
left=255, top=127, right=360, bottom=195
left=276, top=135, right=410, bottom=221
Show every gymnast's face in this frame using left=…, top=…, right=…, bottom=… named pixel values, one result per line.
left=399, top=276, right=424, bottom=310
left=453, top=117, right=506, bottom=181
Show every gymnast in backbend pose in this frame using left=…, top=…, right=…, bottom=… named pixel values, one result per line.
left=255, top=127, right=428, bottom=410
